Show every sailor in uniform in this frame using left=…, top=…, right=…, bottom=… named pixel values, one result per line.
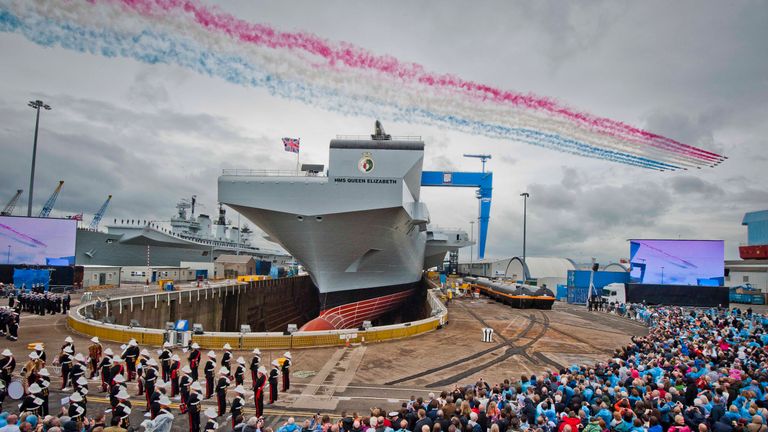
left=221, top=343, right=233, bottom=378
left=0, top=349, right=16, bottom=388
left=109, top=374, right=127, bottom=409
left=20, top=382, right=43, bottom=414
left=98, top=348, right=114, bottom=392
left=254, top=366, right=267, bottom=417
left=121, top=339, right=139, bottom=382
left=136, top=348, right=151, bottom=395
left=231, top=385, right=247, bottom=428
left=37, top=368, right=51, bottom=416
left=33, top=343, right=46, bottom=365
left=113, top=387, right=132, bottom=428
left=143, top=358, right=159, bottom=410
left=159, top=342, right=173, bottom=382
left=281, top=352, right=292, bottom=391
left=249, top=348, right=261, bottom=389
left=22, top=351, right=42, bottom=387
left=60, top=336, right=75, bottom=359
left=87, top=336, right=102, bottom=378
left=203, top=407, right=219, bottom=432
left=149, top=379, right=165, bottom=419
left=187, top=343, right=201, bottom=381
left=68, top=392, right=86, bottom=422
left=234, top=356, right=246, bottom=387
left=187, top=381, right=203, bottom=432
left=58, top=346, right=73, bottom=390
left=203, top=351, right=216, bottom=399
left=179, top=365, right=193, bottom=405
left=70, top=353, right=87, bottom=393
left=268, top=360, right=279, bottom=404
left=169, top=354, right=181, bottom=398
left=216, top=367, right=230, bottom=416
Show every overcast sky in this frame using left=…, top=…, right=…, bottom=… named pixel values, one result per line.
left=1, top=1, right=766, bottom=263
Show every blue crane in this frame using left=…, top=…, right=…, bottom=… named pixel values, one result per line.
left=38, top=180, right=64, bottom=218
left=88, top=195, right=112, bottom=230
left=421, top=160, right=493, bottom=259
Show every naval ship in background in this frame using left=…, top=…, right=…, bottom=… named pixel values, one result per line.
left=75, top=197, right=289, bottom=267
left=219, top=122, right=471, bottom=330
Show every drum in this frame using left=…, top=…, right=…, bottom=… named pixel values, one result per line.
left=8, top=379, right=24, bottom=399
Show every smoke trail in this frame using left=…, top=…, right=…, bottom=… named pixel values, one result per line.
left=0, top=0, right=725, bottom=170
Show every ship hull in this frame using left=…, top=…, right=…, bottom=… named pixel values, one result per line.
left=231, top=206, right=427, bottom=296
left=301, top=280, right=420, bottom=330
left=75, top=229, right=286, bottom=266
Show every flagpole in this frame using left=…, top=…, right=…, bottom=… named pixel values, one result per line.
left=296, top=139, right=300, bottom=175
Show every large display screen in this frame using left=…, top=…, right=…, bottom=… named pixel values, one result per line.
left=0, top=216, right=77, bottom=265
left=629, top=239, right=724, bottom=286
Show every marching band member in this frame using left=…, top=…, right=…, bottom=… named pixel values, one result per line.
left=87, top=337, right=102, bottom=378
left=215, top=367, right=230, bottom=416
left=268, top=360, right=279, bottom=404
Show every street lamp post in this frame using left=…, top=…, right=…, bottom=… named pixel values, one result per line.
left=469, top=220, right=475, bottom=275
left=27, top=100, right=52, bottom=217
left=520, top=192, right=530, bottom=274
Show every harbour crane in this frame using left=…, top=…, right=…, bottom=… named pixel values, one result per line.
left=88, top=195, right=112, bottom=230
left=38, top=180, right=64, bottom=218
left=421, top=154, right=493, bottom=259
left=1, top=189, right=23, bottom=216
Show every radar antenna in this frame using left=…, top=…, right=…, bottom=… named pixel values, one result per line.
left=371, top=120, right=391, bottom=140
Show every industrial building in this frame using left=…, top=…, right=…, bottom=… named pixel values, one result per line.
left=724, top=210, right=768, bottom=292
left=459, top=256, right=576, bottom=288
left=81, top=265, right=121, bottom=289
left=214, top=255, right=256, bottom=279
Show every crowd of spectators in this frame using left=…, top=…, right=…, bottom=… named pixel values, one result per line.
left=2, top=304, right=768, bottom=432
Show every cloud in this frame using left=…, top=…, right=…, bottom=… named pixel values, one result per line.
left=0, top=95, right=276, bottom=223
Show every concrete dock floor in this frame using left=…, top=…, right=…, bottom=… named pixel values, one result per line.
left=2, top=291, right=648, bottom=428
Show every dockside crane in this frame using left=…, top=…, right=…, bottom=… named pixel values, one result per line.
left=421, top=154, right=493, bottom=259
left=1, top=189, right=23, bottom=216
left=88, top=195, right=112, bottom=230
left=38, top=180, right=65, bottom=218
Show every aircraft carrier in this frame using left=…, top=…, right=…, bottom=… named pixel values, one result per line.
left=219, top=122, right=470, bottom=330
left=75, top=199, right=289, bottom=267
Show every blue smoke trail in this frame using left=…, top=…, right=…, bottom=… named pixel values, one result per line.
left=0, top=8, right=678, bottom=170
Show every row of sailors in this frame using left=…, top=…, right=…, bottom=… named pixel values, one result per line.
left=8, top=290, right=71, bottom=316
left=1, top=336, right=294, bottom=432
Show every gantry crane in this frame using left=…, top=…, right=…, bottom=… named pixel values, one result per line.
left=1, top=189, right=23, bottom=216
left=88, top=195, right=112, bottom=230
left=421, top=154, right=493, bottom=259
left=38, top=180, right=64, bottom=218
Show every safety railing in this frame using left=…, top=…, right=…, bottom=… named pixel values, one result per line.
left=221, top=169, right=324, bottom=177
left=68, top=281, right=448, bottom=349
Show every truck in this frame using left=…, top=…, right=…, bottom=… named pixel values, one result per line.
left=601, top=283, right=626, bottom=304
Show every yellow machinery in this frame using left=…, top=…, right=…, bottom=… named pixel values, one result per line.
left=237, top=275, right=271, bottom=282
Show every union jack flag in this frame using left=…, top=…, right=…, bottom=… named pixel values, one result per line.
left=69, top=213, right=83, bottom=221
left=282, top=137, right=300, bottom=153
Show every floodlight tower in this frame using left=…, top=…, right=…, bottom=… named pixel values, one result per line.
left=27, top=99, right=52, bottom=217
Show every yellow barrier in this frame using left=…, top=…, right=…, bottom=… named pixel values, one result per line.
left=68, top=286, right=448, bottom=348
left=67, top=315, right=165, bottom=345
left=189, top=334, right=242, bottom=350
left=240, top=335, right=292, bottom=350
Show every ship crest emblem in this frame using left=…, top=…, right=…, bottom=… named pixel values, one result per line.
left=358, top=153, right=374, bottom=173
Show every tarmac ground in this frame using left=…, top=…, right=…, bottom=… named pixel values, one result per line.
left=2, top=289, right=649, bottom=429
